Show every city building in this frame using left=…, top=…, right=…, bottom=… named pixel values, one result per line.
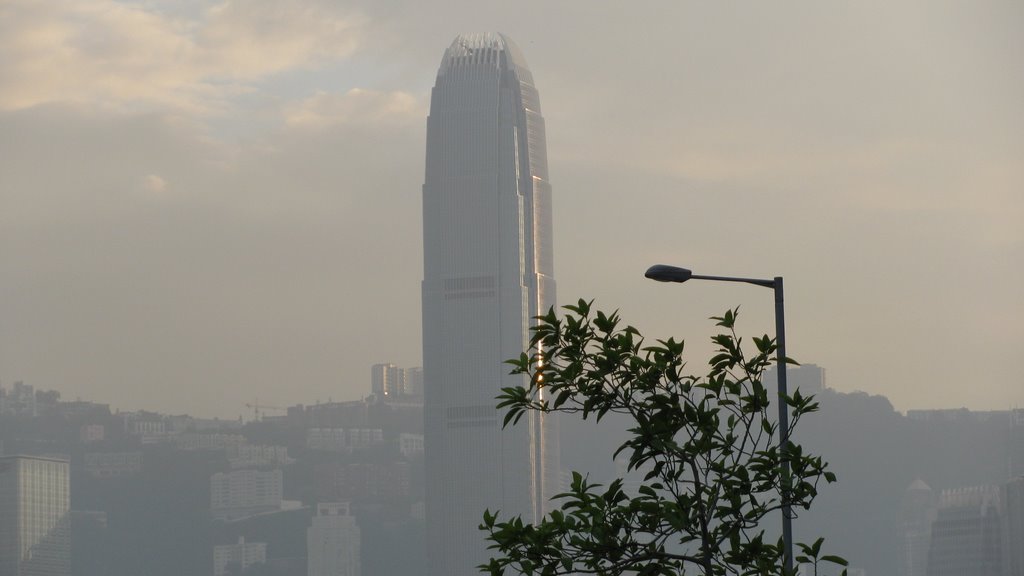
left=307, top=502, right=360, bottom=576
left=763, top=363, right=826, bottom=395
left=213, top=537, right=266, bottom=576
left=926, top=485, right=1003, bottom=576
left=77, top=424, right=104, bottom=444
left=371, top=363, right=405, bottom=398
left=312, top=462, right=411, bottom=502
left=306, top=428, right=383, bottom=453
left=210, top=469, right=284, bottom=521
left=307, top=428, right=348, bottom=452
left=0, top=455, right=70, bottom=576
left=122, top=411, right=169, bottom=444
left=32, top=390, right=59, bottom=416
left=82, top=452, right=143, bottom=479
left=404, top=367, right=424, bottom=398
left=173, top=433, right=246, bottom=451
left=398, top=433, right=424, bottom=458
left=0, top=382, right=37, bottom=417
left=303, top=400, right=371, bottom=429
left=1005, top=477, right=1024, bottom=576
left=421, top=33, right=559, bottom=576
left=226, top=444, right=292, bottom=469
left=54, top=400, right=109, bottom=419
left=1010, top=411, right=1024, bottom=479
left=900, top=479, right=935, bottom=576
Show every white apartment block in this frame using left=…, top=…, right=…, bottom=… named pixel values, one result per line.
left=210, top=469, right=283, bottom=521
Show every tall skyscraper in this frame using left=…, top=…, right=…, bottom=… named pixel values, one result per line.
left=0, top=455, right=70, bottom=576
left=421, top=33, right=558, bottom=576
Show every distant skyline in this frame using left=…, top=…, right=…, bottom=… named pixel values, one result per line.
left=1, top=1, right=1021, bottom=417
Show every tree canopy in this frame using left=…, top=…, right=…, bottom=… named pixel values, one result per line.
left=481, top=300, right=846, bottom=576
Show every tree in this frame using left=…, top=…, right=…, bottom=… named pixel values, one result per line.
left=481, top=300, right=846, bottom=576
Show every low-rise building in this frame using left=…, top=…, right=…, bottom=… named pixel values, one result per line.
left=213, top=537, right=266, bottom=576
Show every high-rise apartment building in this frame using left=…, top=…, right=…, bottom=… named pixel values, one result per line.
left=0, top=455, right=70, bottom=576
left=370, top=363, right=405, bottom=398
left=403, top=367, right=424, bottom=398
left=421, top=33, right=558, bottom=576
left=307, top=502, right=360, bottom=576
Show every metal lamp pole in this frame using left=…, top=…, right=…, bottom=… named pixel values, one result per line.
left=644, top=264, right=793, bottom=574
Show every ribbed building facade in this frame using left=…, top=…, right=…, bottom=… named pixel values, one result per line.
left=0, top=456, right=70, bottom=576
left=421, top=33, right=558, bottom=576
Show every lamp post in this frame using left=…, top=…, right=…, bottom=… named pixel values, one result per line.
left=644, top=263, right=794, bottom=574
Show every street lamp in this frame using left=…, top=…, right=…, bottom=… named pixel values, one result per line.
left=644, top=263, right=794, bottom=574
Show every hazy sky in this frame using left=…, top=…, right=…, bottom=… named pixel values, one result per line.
left=2, top=0, right=1021, bottom=417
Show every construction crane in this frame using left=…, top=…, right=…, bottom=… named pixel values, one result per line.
left=244, top=399, right=287, bottom=422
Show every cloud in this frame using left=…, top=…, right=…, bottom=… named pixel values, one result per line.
left=198, top=0, right=364, bottom=79
left=284, top=89, right=425, bottom=129
left=0, top=0, right=366, bottom=113
left=141, top=174, right=169, bottom=195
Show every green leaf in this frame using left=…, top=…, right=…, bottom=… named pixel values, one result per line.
left=821, top=555, right=849, bottom=566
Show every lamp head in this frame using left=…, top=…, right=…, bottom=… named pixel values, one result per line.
left=644, top=264, right=693, bottom=283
